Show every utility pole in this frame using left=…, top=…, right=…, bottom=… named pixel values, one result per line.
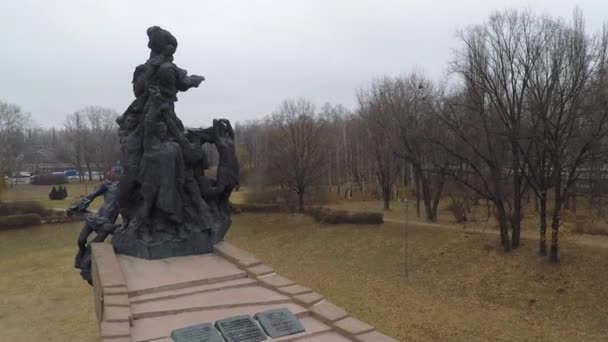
left=401, top=197, right=409, bottom=279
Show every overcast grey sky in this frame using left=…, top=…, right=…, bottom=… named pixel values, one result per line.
left=1, top=0, right=606, bottom=128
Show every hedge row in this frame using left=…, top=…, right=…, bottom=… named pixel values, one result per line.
left=232, top=203, right=383, bottom=225
left=306, top=207, right=384, bottom=225
left=0, top=214, right=42, bottom=230
left=232, top=203, right=293, bottom=213
left=44, top=215, right=80, bottom=224
left=0, top=201, right=48, bottom=216
left=31, top=174, right=68, bottom=185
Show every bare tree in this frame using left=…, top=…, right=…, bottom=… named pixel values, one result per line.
left=438, top=89, right=514, bottom=252
left=541, top=13, right=608, bottom=263
left=381, top=73, right=448, bottom=221
left=64, top=112, right=88, bottom=182
left=358, top=79, right=402, bottom=210
left=235, top=119, right=272, bottom=188
left=0, top=101, right=30, bottom=177
left=449, top=10, right=546, bottom=249
left=85, top=106, right=120, bottom=180
left=268, top=99, right=328, bottom=211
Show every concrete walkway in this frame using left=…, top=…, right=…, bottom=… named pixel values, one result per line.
left=385, top=218, right=608, bottom=249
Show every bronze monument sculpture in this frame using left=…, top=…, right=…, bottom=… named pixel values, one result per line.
left=72, top=26, right=239, bottom=283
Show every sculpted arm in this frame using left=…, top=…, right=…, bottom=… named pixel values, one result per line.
left=175, top=67, right=205, bottom=92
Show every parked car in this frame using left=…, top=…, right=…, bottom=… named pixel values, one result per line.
left=63, top=170, right=77, bottom=177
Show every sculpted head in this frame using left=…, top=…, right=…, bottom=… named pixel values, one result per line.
left=147, top=26, right=177, bottom=59
left=157, top=122, right=169, bottom=141
left=125, top=114, right=140, bottom=131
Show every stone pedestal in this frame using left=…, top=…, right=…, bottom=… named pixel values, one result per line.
left=91, top=242, right=397, bottom=342
left=111, top=228, right=213, bottom=260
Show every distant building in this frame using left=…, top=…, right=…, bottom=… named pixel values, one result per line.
left=24, top=163, right=76, bottom=175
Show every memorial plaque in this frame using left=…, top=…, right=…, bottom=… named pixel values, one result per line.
left=214, top=315, right=267, bottom=342
left=254, top=308, right=305, bottom=338
left=170, top=323, right=224, bottom=342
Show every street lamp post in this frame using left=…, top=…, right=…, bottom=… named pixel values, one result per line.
left=401, top=197, right=409, bottom=279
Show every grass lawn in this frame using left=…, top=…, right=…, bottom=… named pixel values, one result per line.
left=0, top=222, right=98, bottom=342
left=227, top=213, right=608, bottom=341
left=2, top=185, right=608, bottom=341
left=1, top=182, right=106, bottom=210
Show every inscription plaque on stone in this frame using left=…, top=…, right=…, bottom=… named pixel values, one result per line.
left=170, top=323, right=224, bottom=342
left=254, top=308, right=305, bottom=338
left=214, top=315, right=267, bottom=342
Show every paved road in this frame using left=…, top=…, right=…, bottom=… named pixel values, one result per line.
left=385, top=218, right=608, bottom=249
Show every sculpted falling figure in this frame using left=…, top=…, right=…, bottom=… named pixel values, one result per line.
left=68, top=180, right=121, bottom=283
left=74, top=26, right=239, bottom=283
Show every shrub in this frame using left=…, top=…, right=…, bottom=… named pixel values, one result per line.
left=232, top=203, right=383, bottom=225
left=245, top=187, right=328, bottom=207
left=572, top=219, right=608, bottom=236
left=447, top=201, right=468, bottom=223
left=349, top=211, right=384, bottom=224
left=49, top=186, right=58, bottom=200
left=306, top=207, right=383, bottom=225
left=0, top=201, right=47, bottom=216
left=0, top=214, right=42, bottom=230
left=231, top=203, right=290, bottom=213
left=48, top=186, right=68, bottom=200
left=31, top=174, right=68, bottom=185
left=59, top=185, right=68, bottom=199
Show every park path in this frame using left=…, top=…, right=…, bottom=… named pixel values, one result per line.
left=384, top=218, right=608, bottom=250
left=55, top=202, right=608, bottom=250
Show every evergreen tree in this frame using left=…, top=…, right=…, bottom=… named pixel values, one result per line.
left=0, top=158, right=4, bottom=193
left=49, top=186, right=58, bottom=200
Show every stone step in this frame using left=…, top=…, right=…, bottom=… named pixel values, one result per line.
left=130, top=278, right=258, bottom=304
left=294, top=332, right=353, bottom=341
left=131, top=286, right=293, bottom=319
left=117, top=253, right=247, bottom=297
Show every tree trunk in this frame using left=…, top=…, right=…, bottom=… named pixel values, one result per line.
left=430, top=175, right=446, bottom=222
left=383, top=193, right=390, bottom=210
left=85, top=159, right=93, bottom=181
left=420, top=177, right=434, bottom=222
left=496, top=200, right=511, bottom=252
left=511, top=171, right=522, bottom=248
left=486, top=199, right=491, bottom=219
left=328, top=156, right=332, bottom=191
left=297, top=192, right=304, bottom=212
left=510, top=137, right=522, bottom=249
left=75, top=155, right=84, bottom=183
left=415, top=173, right=421, bottom=218
left=549, top=209, right=560, bottom=263
left=539, top=192, right=548, bottom=256
left=550, top=177, right=562, bottom=263
left=382, top=175, right=391, bottom=210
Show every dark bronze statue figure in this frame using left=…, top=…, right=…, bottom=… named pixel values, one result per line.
left=68, top=180, right=121, bottom=283
left=74, top=26, right=239, bottom=283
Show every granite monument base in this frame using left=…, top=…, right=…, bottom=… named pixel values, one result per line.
left=91, top=241, right=397, bottom=342
left=111, top=227, right=214, bottom=260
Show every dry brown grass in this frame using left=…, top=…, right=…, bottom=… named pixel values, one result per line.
left=0, top=214, right=42, bottom=230
left=0, top=182, right=105, bottom=210
left=2, top=186, right=608, bottom=341
left=0, top=222, right=98, bottom=342
left=306, top=207, right=383, bottom=224
left=227, top=213, right=608, bottom=341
